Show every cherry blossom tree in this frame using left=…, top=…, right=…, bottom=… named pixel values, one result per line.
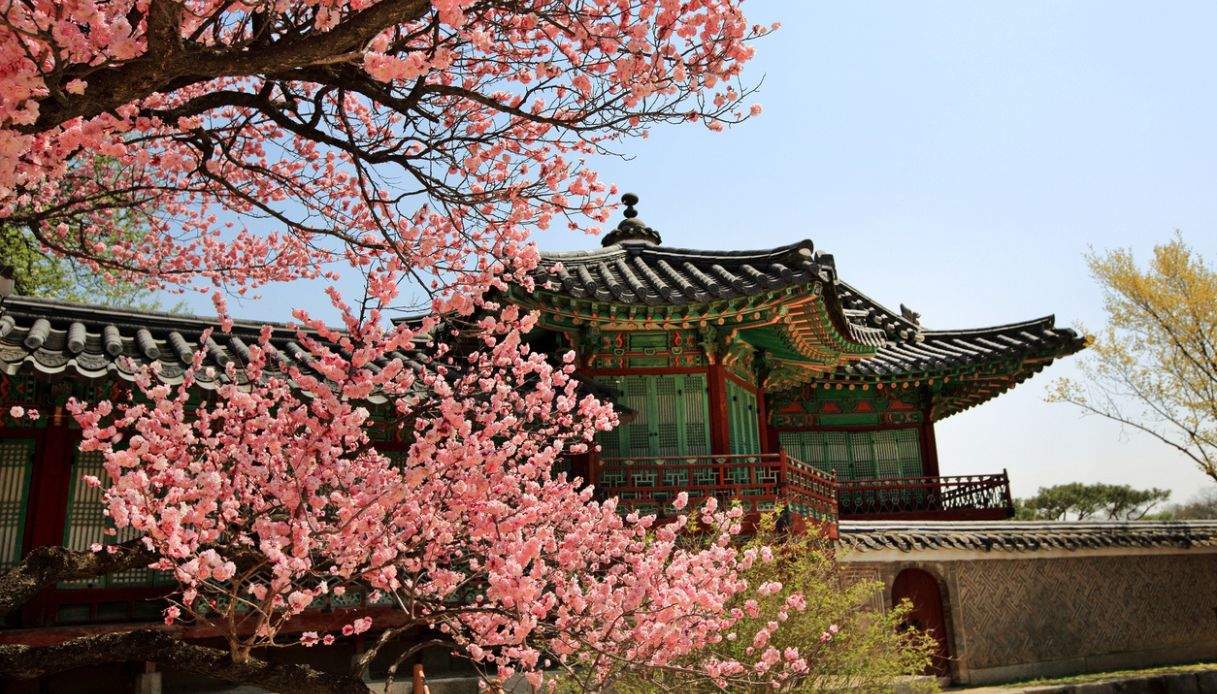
left=44, top=281, right=807, bottom=692
left=0, top=0, right=822, bottom=691
left=1, top=0, right=769, bottom=314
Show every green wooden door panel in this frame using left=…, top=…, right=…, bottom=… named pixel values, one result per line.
left=679, top=374, right=711, bottom=455
left=0, top=438, right=36, bottom=570
left=726, top=380, right=760, bottom=455
left=595, top=374, right=710, bottom=459
left=61, top=450, right=165, bottom=588
left=778, top=429, right=923, bottom=480
left=624, top=376, right=652, bottom=456
left=654, top=376, right=682, bottom=456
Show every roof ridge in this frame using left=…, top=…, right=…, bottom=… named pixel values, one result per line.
left=833, top=281, right=920, bottom=331
left=2, top=295, right=302, bottom=334
left=920, top=315, right=1062, bottom=337
left=0, top=295, right=436, bottom=401
left=539, top=239, right=818, bottom=264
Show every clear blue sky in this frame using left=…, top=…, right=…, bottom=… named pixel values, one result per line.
left=192, top=1, right=1217, bottom=503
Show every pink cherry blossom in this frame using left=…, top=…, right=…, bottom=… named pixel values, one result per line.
left=673, top=491, right=690, bottom=510
left=8, top=0, right=810, bottom=687
left=0, top=0, right=771, bottom=318
left=70, top=280, right=810, bottom=688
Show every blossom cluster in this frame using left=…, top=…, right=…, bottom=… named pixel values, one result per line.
left=3, top=0, right=809, bottom=687
left=72, top=280, right=811, bottom=688
left=1, top=0, right=770, bottom=317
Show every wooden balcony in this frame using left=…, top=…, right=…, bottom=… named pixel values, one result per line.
left=588, top=454, right=1014, bottom=528
left=836, top=472, right=1015, bottom=521
left=589, top=452, right=839, bottom=530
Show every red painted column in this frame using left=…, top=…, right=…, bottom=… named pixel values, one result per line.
left=919, top=415, right=940, bottom=478
left=25, top=404, right=75, bottom=550
left=570, top=362, right=597, bottom=490
left=21, top=404, right=77, bottom=626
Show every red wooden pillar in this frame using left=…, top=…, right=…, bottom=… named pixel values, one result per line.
left=21, top=404, right=77, bottom=625
left=25, top=404, right=75, bottom=550
left=919, top=415, right=940, bottom=478
left=707, top=363, right=730, bottom=454
left=570, top=363, right=598, bottom=490
left=754, top=352, right=775, bottom=455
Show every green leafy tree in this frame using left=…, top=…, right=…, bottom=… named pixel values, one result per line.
left=1, top=157, right=170, bottom=310
left=1049, top=236, right=1217, bottom=483
left=1015, top=483, right=1171, bottom=521
left=608, top=511, right=938, bottom=693
left=0, top=221, right=173, bottom=310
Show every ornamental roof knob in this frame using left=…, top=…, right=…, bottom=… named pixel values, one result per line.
left=622, top=192, right=640, bottom=218
left=601, top=193, right=662, bottom=247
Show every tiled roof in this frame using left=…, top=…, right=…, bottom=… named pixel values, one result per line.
left=535, top=239, right=831, bottom=307
left=834, top=314, right=1086, bottom=419
left=532, top=238, right=1084, bottom=369
left=846, top=317, right=1081, bottom=376
left=533, top=237, right=1085, bottom=413
left=833, top=282, right=1085, bottom=380
left=0, top=296, right=430, bottom=393
left=838, top=520, right=1217, bottom=553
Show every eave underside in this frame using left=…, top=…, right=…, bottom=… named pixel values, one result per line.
left=768, top=317, right=1088, bottom=420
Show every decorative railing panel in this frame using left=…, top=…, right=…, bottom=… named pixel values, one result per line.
left=835, top=472, right=1013, bottom=518
left=590, top=453, right=838, bottom=524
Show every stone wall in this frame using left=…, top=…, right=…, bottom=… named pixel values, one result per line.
left=841, top=549, right=1217, bottom=685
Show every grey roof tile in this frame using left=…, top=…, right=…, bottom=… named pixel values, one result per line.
left=0, top=296, right=431, bottom=397
left=839, top=520, right=1217, bottom=553
left=535, top=239, right=1084, bottom=395
left=536, top=239, right=824, bottom=308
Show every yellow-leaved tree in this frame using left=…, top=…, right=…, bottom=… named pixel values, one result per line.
left=1049, top=235, right=1217, bottom=483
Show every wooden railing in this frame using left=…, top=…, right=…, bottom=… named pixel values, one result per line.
left=590, top=452, right=839, bottom=525
left=835, top=471, right=1014, bottom=520
left=588, top=454, right=1014, bottom=526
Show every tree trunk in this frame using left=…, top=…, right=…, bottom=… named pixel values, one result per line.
left=0, top=630, right=371, bottom=694
left=0, top=543, right=155, bottom=617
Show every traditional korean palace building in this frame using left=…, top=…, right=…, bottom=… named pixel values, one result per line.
left=517, top=195, right=1086, bottom=524
left=7, top=196, right=1217, bottom=687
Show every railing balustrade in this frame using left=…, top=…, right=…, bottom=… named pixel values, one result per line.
left=835, top=471, right=1013, bottom=519
left=590, top=453, right=1013, bottom=524
left=589, top=452, right=838, bottom=524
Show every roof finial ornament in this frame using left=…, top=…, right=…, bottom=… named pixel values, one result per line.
left=622, top=192, right=639, bottom=219
left=602, top=192, right=662, bottom=247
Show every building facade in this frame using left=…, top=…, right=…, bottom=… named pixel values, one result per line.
left=516, top=195, right=1085, bottom=523
left=0, top=197, right=1102, bottom=685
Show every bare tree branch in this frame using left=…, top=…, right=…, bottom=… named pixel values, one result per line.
left=0, top=630, right=371, bottom=693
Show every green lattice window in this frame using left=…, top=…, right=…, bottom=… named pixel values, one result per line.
left=595, top=374, right=710, bottom=459
left=61, top=450, right=168, bottom=588
left=779, top=429, right=923, bottom=480
left=726, top=380, right=760, bottom=455
left=0, top=438, right=35, bottom=570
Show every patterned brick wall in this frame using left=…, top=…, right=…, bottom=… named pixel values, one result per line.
left=948, top=553, right=1217, bottom=670
left=841, top=550, right=1217, bottom=683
